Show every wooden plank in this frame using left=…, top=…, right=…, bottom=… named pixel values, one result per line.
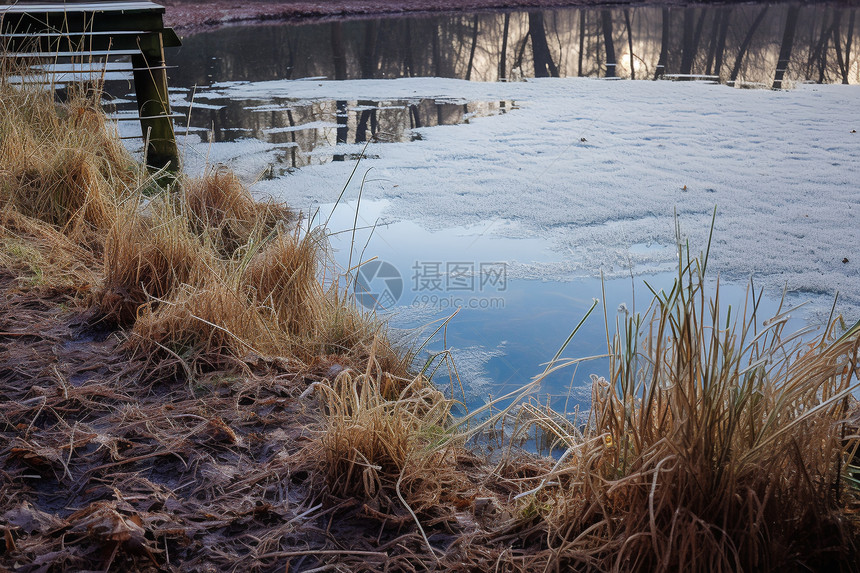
left=31, top=61, right=132, bottom=71
left=4, top=49, right=141, bottom=58
left=1, top=9, right=169, bottom=35
left=0, top=3, right=165, bottom=15
left=1, top=28, right=180, bottom=49
left=1, top=31, right=163, bottom=52
left=1, top=30, right=149, bottom=37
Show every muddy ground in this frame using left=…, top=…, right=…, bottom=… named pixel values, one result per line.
left=0, top=267, right=544, bottom=571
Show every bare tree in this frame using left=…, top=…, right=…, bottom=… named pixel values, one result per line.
left=655, top=7, right=669, bottom=79
left=403, top=20, right=415, bottom=77
left=624, top=8, right=635, bottom=79
left=465, top=15, right=479, bottom=80
left=578, top=9, right=586, bottom=76
left=499, top=13, right=510, bottom=80
left=330, top=22, right=347, bottom=80
left=834, top=9, right=856, bottom=84
left=360, top=20, right=380, bottom=78
left=713, top=7, right=732, bottom=78
left=680, top=7, right=706, bottom=77
left=729, top=6, right=769, bottom=84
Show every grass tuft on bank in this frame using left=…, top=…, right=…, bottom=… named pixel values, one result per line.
left=485, top=240, right=860, bottom=572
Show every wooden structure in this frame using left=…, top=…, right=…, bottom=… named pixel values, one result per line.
left=0, top=1, right=181, bottom=170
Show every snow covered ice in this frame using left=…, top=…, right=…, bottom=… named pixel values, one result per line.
left=182, top=76, right=860, bottom=321
left=163, top=78, right=860, bottom=402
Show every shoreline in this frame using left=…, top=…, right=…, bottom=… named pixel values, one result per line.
left=163, top=0, right=712, bottom=33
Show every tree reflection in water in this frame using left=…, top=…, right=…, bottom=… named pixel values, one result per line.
left=111, top=4, right=857, bottom=168
left=171, top=4, right=858, bottom=86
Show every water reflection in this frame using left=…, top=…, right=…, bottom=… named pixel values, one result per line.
left=170, top=4, right=859, bottom=87
left=108, top=3, right=858, bottom=166
left=160, top=94, right=514, bottom=168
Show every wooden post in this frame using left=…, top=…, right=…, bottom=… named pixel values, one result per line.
left=132, top=32, right=179, bottom=171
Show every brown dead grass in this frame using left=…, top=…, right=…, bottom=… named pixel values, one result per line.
left=315, top=366, right=452, bottom=501
left=316, top=290, right=411, bottom=380
left=99, top=199, right=209, bottom=325
left=461, top=251, right=860, bottom=573
left=131, top=277, right=282, bottom=366
left=0, top=207, right=98, bottom=295
left=0, top=82, right=138, bottom=242
left=242, top=227, right=324, bottom=340
left=182, top=165, right=294, bottom=257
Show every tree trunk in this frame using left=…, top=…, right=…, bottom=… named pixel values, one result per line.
left=624, top=8, right=635, bottom=79
left=713, top=7, right=732, bottom=79
left=808, top=12, right=834, bottom=83
left=499, top=13, right=510, bottom=80
left=578, top=9, right=585, bottom=76
left=773, top=5, right=800, bottom=89
left=680, top=7, right=706, bottom=77
left=330, top=22, right=347, bottom=80
left=601, top=9, right=616, bottom=77
left=465, top=15, right=479, bottom=80
left=834, top=9, right=856, bottom=84
left=360, top=20, right=380, bottom=79
left=704, top=9, right=721, bottom=75
left=404, top=20, right=414, bottom=77
left=514, top=30, right=530, bottom=71
left=529, top=12, right=559, bottom=77
left=432, top=23, right=442, bottom=77
left=655, top=7, right=669, bottom=79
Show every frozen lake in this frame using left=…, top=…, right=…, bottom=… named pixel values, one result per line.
left=111, top=4, right=860, bottom=410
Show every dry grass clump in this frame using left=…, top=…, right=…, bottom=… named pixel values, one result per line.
left=317, top=292, right=411, bottom=380
left=242, top=227, right=324, bottom=340
left=0, top=71, right=405, bottom=377
left=98, top=197, right=209, bottom=325
left=8, top=147, right=113, bottom=232
left=182, top=166, right=294, bottom=256
left=310, top=359, right=457, bottom=516
left=0, top=207, right=98, bottom=294
left=0, top=81, right=139, bottom=239
left=507, top=247, right=860, bottom=572
left=131, top=277, right=284, bottom=367
left=99, top=189, right=405, bottom=371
